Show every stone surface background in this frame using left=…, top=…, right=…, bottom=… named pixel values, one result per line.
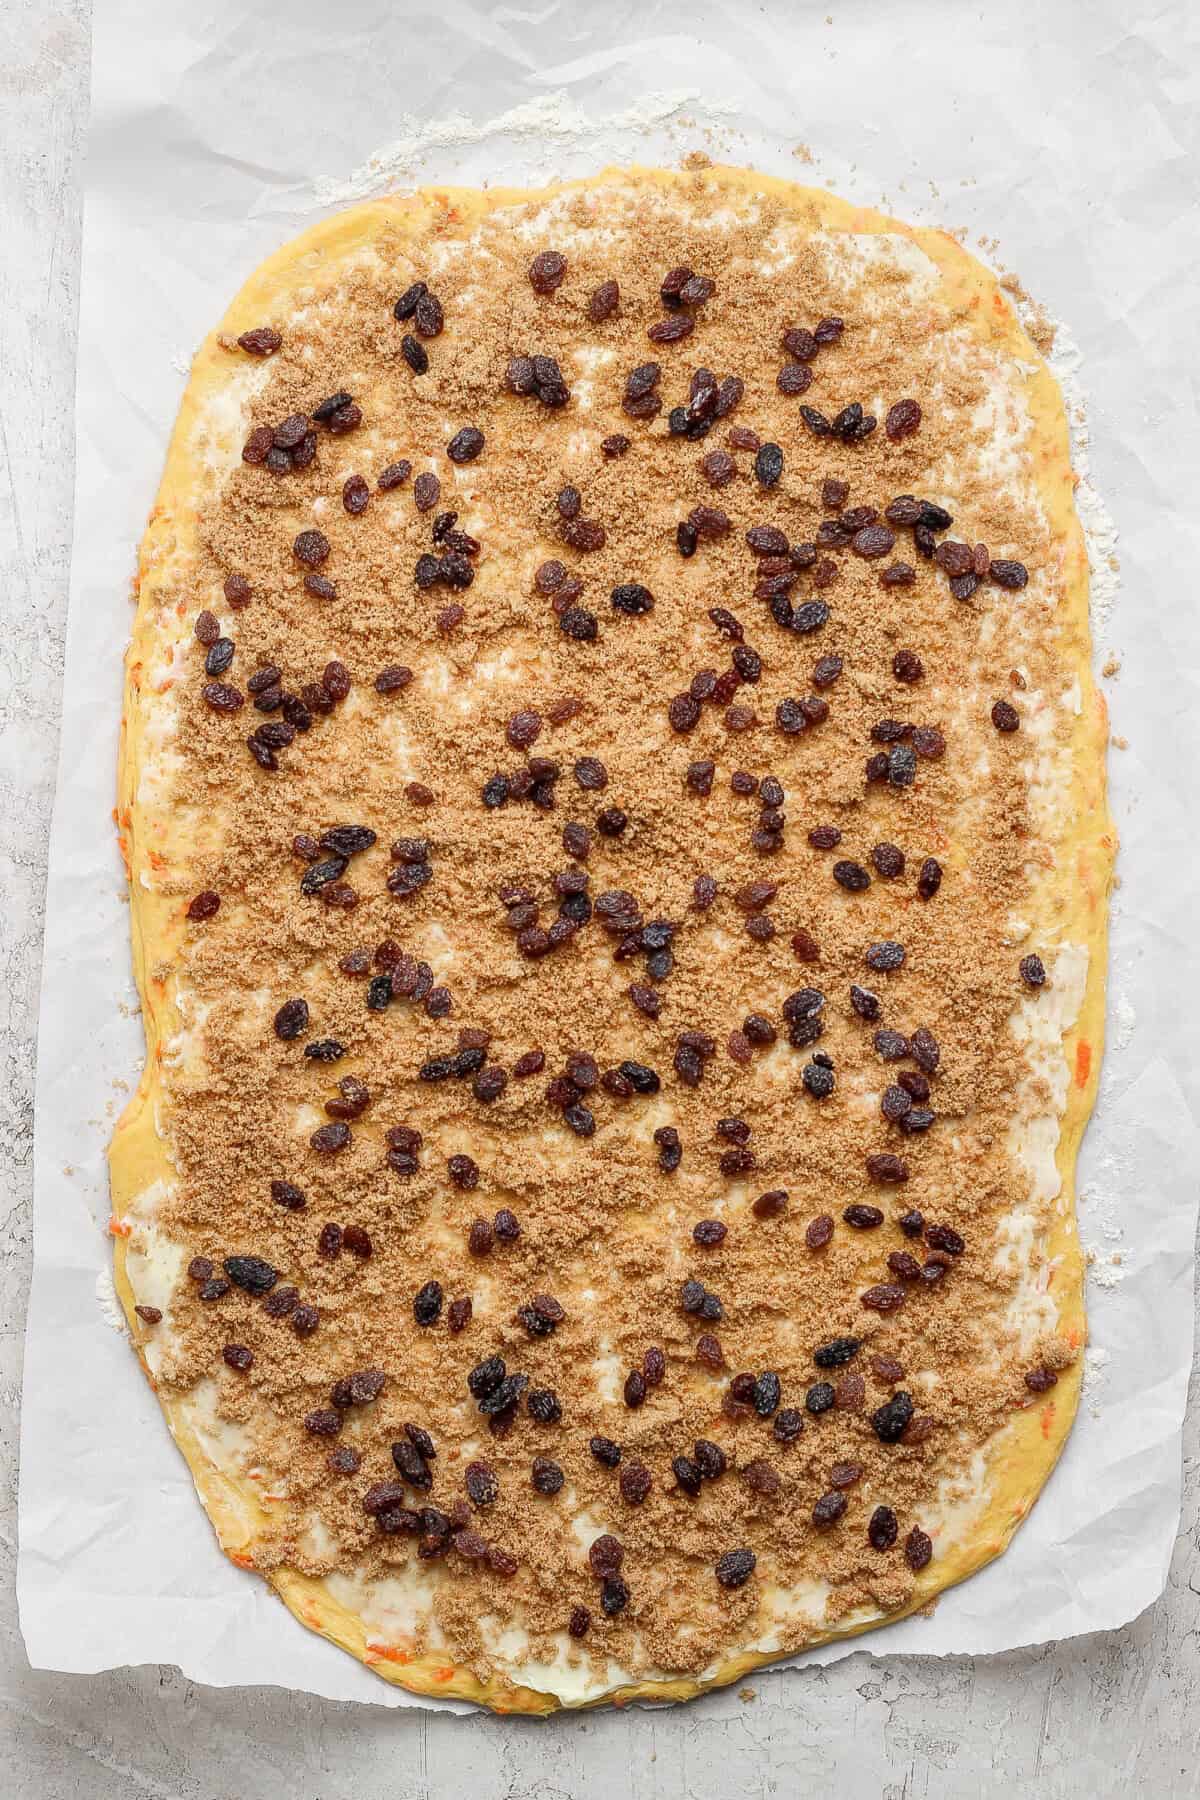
left=1, top=5, right=1197, bottom=1794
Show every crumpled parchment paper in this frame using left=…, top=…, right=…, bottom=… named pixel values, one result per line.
left=18, top=0, right=1200, bottom=1710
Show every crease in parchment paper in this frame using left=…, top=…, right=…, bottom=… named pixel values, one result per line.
left=18, top=0, right=1199, bottom=1712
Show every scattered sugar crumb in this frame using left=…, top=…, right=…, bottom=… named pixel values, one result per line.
left=1101, top=653, right=1121, bottom=678
left=1111, top=734, right=1128, bottom=750
left=738, top=1686, right=757, bottom=1702
left=793, top=143, right=814, bottom=163
left=682, top=150, right=712, bottom=171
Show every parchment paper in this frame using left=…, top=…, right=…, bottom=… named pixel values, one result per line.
left=18, top=0, right=1200, bottom=1709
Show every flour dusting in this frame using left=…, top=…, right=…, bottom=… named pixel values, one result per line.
left=95, top=1265, right=126, bottom=1332
left=313, top=92, right=734, bottom=207
left=1047, top=324, right=1121, bottom=632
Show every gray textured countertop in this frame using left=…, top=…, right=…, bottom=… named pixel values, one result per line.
left=3, top=6, right=1197, bottom=1794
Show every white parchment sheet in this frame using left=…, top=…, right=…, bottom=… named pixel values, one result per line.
left=18, top=0, right=1200, bottom=1708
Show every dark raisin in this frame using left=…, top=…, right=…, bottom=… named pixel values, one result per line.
left=447, top=426, right=485, bottom=464
left=648, top=313, right=694, bottom=343
left=885, top=399, right=922, bottom=441
left=833, top=860, right=870, bottom=893
left=812, top=1490, right=847, bottom=1527
left=619, top=1462, right=652, bottom=1505
left=917, top=857, right=943, bottom=900
left=754, top=442, right=784, bottom=487
left=237, top=326, right=281, bottom=356
left=844, top=1204, right=885, bottom=1229
left=529, top=250, right=567, bottom=294
left=610, top=582, right=654, bottom=617
left=990, top=559, right=1029, bottom=590
left=715, top=1548, right=756, bottom=1589
left=870, top=1392, right=915, bottom=1444
left=814, top=1337, right=861, bottom=1370
left=413, top=1280, right=443, bottom=1326
left=531, top=1456, right=565, bottom=1496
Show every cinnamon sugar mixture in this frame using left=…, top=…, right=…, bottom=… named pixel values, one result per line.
left=131, top=171, right=1082, bottom=1688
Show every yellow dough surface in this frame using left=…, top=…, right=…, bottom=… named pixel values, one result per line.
left=110, top=164, right=1112, bottom=1712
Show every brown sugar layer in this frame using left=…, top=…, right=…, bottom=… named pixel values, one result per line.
left=110, top=165, right=1112, bottom=1712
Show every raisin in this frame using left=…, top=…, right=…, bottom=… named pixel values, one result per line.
left=529, top=250, right=567, bottom=293
left=833, top=860, right=871, bottom=893
left=186, top=890, right=221, bottom=923
left=991, top=698, right=1021, bottom=732
left=871, top=1391, right=915, bottom=1443
left=619, top=1462, right=652, bottom=1505
left=377, top=459, right=414, bottom=493
left=853, top=524, right=896, bottom=559
left=413, top=1280, right=444, bottom=1325
left=916, top=856, right=943, bottom=900
left=862, top=1283, right=907, bottom=1313
left=310, top=1122, right=351, bottom=1154
left=237, top=326, right=281, bottom=356
left=715, top=1548, right=756, bottom=1589
left=1020, top=953, right=1047, bottom=988
left=814, top=1337, right=861, bottom=1369
left=409, top=471, right=440, bottom=514
left=531, top=1456, right=565, bottom=1495
left=222, top=1255, right=277, bottom=1295
left=292, top=529, right=330, bottom=568
left=844, top=1204, right=885, bottom=1229
left=881, top=561, right=917, bottom=588
left=901, top=1526, right=932, bottom=1572
left=586, top=277, right=621, bottom=322
left=447, top=426, right=484, bottom=464
left=342, top=473, right=370, bottom=516
left=393, top=282, right=427, bottom=322
left=887, top=744, right=918, bottom=786
left=648, top=314, right=694, bottom=343
left=413, top=291, right=443, bottom=337
left=272, top=998, right=309, bottom=1040
left=865, top=940, right=905, bottom=973
left=752, top=1371, right=781, bottom=1417
left=777, top=360, right=814, bottom=395
left=202, top=681, right=243, bottom=714
left=559, top=605, right=598, bottom=641
left=885, top=399, right=922, bottom=441
left=395, top=338, right=424, bottom=379
left=990, top=559, right=1029, bottom=590
left=754, top=442, right=784, bottom=487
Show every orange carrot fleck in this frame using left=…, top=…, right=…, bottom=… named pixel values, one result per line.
left=108, top=1215, right=131, bottom=1237
left=1075, top=1041, right=1092, bottom=1087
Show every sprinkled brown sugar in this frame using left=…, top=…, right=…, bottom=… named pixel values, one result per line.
left=130, top=171, right=1085, bottom=1694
